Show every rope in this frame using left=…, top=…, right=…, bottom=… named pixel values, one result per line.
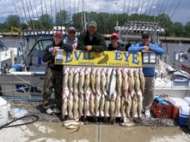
left=0, top=114, right=39, bottom=130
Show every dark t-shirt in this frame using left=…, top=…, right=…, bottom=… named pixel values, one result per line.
left=107, top=42, right=125, bottom=51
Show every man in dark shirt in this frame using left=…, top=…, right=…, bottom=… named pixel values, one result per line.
left=78, top=21, right=107, bottom=52
left=42, top=31, right=64, bottom=114
left=108, top=33, right=125, bottom=51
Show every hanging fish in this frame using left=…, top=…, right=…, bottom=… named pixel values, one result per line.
left=68, top=67, right=74, bottom=119
left=95, top=68, right=102, bottom=117
left=131, top=69, right=138, bottom=118
left=134, top=69, right=143, bottom=118
left=121, top=69, right=129, bottom=119
left=62, top=67, right=69, bottom=119
left=104, top=68, right=112, bottom=118
left=68, top=67, right=74, bottom=93
left=139, top=68, right=145, bottom=95
left=73, top=68, right=80, bottom=120
left=78, top=68, right=85, bottom=117
left=109, top=69, right=117, bottom=122
left=90, top=68, right=96, bottom=95
left=100, top=68, right=107, bottom=117
left=90, top=68, right=96, bottom=116
left=84, top=68, right=91, bottom=117
left=115, top=68, right=123, bottom=117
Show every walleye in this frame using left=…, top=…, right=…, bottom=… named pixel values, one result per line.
left=78, top=68, right=85, bottom=117
left=100, top=68, right=107, bottom=117
left=104, top=68, right=112, bottom=117
left=90, top=68, right=96, bottom=115
left=131, top=70, right=138, bottom=118
left=90, top=68, right=96, bottom=94
left=121, top=69, right=129, bottom=119
left=109, top=69, right=117, bottom=122
left=68, top=68, right=74, bottom=119
left=62, top=67, right=69, bottom=119
left=115, top=68, right=122, bottom=117
left=139, top=69, right=145, bottom=94
left=73, top=68, right=80, bottom=120
left=95, top=68, right=102, bottom=117
left=84, top=68, right=91, bottom=117
left=134, top=70, right=143, bottom=118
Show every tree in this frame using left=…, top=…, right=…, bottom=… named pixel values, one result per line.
left=185, top=22, right=190, bottom=37
left=39, top=14, right=53, bottom=30
left=5, top=15, right=21, bottom=30
left=172, top=22, right=184, bottom=37
left=56, top=10, right=68, bottom=26
left=157, top=14, right=173, bottom=36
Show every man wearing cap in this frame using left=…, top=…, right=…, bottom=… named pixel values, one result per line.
left=78, top=21, right=106, bottom=52
left=129, top=33, right=165, bottom=118
left=42, top=31, right=64, bottom=114
left=108, top=33, right=125, bottom=51
left=63, top=27, right=78, bottom=52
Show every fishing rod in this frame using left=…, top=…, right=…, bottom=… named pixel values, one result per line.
left=158, top=0, right=166, bottom=15
left=40, top=0, right=44, bottom=16
left=162, top=0, right=171, bottom=15
left=139, top=0, right=144, bottom=15
left=170, top=0, right=183, bottom=19
left=122, top=0, right=126, bottom=13
left=131, top=0, right=135, bottom=14
left=50, top=0, right=53, bottom=18
left=23, top=0, right=35, bottom=29
left=166, top=0, right=177, bottom=17
left=127, top=0, right=132, bottom=15
left=20, top=0, right=31, bottom=28
left=44, top=0, right=49, bottom=15
left=54, top=0, right=58, bottom=25
left=147, top=0, right=155, bottom=16
left=135, top=0, right=140, bottom=14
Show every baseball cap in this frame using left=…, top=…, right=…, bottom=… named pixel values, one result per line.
left=111, top=33, right=119, bottom=40
left=142, top=32, right=150, bottom=39
left=88, top=21, right=97, bottom=28
left=68, top=27, right=76, bottom=33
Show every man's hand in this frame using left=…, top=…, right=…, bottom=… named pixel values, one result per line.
left=85, top=45, right=92, bottom=51
left=144, top=46, right=150, bottom=52
left=52, top=46, right=60, bottom=56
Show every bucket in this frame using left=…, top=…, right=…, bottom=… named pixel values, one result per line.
left=0, top=97, right=9, bottom=126
left=178, top=106, right=190, bottom=127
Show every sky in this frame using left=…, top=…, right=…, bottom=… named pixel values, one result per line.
left=0, top=0, right=189, bottom=24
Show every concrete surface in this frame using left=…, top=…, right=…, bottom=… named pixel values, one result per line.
left=0, top=122, right=190, bottom=142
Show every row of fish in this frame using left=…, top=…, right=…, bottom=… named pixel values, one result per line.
left=62, top=67, right=145, bottom=123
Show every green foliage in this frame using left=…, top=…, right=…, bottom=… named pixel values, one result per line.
left=55, top=10, right=68, bottom=26
left=5, top=15, right=21, bottom=30
left=1, top=12, right=190, bottom=37
left=39, top=14, right=53, bottom=30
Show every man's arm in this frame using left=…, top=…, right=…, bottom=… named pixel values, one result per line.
left=92, top=35, right=107, bottom=52
left=128, top=44, right=144, bottom=53
left=149, top=43, right=165, bottom=55
left=42, top=45, right=54, bottom=63
left=78, top=33, right=86, bottom=50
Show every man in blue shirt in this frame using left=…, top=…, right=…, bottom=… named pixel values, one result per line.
left=129, top=33, right=165, bottom=118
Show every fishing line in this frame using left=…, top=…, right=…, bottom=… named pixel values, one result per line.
left=20, top=0, right=29, bottom=25
left=170, top=0, right=183, bottom=19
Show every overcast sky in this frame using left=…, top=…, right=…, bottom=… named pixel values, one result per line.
left=0, top=0, right=189, bottom=24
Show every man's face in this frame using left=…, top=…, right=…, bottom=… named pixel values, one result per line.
left=143, top=37, right=150, bottom=45
left=54, top=36, right=62, bottom=45
left=111, top=38, right=118, bottom=44
left=88, top=26, right=97, bottom=35
left=68, top=31, right=76, bottom=39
